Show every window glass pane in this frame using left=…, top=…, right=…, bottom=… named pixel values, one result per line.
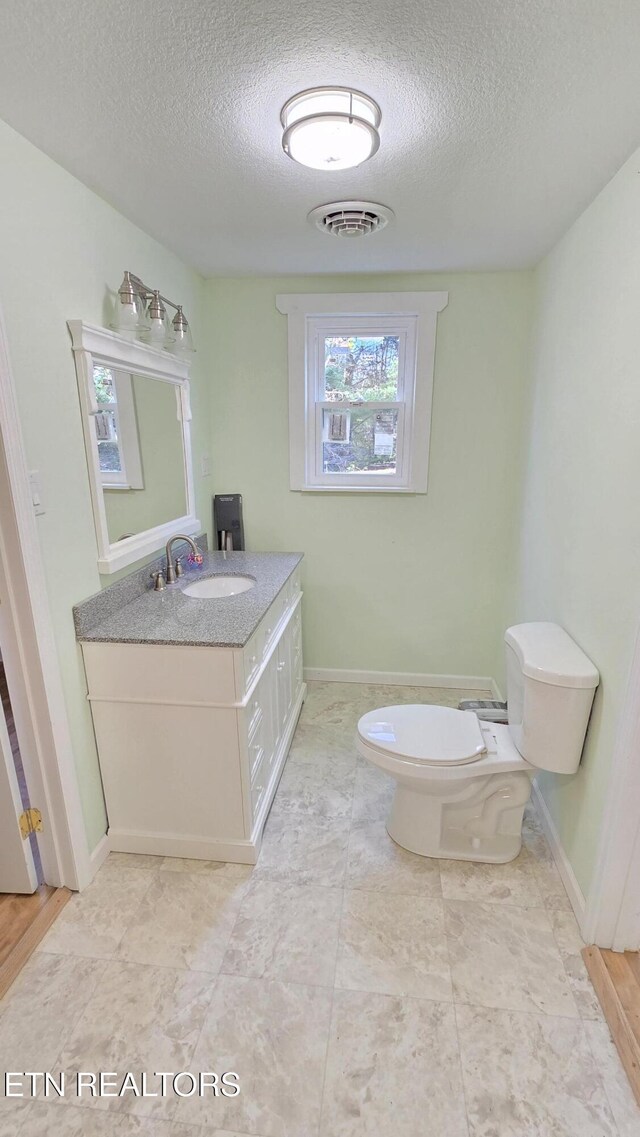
left=322, top=408, right=398, bottom=475
left=95, top=407, right=122, bottom=473
left=93, top=365, right=116, bottom=404
left=323, top=336, right=399, bottom=401
left=93, top=366, right=122, bottom=473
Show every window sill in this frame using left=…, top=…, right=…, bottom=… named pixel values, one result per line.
left=295, top=484, right=424, bottom=495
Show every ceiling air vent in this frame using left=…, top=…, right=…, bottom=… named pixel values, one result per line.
left=308, top=200, right=394, bottom=238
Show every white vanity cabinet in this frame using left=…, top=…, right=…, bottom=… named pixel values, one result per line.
left=81, top=567, right=304, bottom=863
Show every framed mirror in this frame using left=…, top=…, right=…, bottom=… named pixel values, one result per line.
left=68, top=321, right=200, bottom=573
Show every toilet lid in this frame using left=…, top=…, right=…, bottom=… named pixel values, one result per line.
left=357, top=705, right=487, bottom=766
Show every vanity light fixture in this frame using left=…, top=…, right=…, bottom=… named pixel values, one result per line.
left=146, top=289, right=173, bottom=347
left=171, top=305, right=195, bottom=354
left=280, top=87, right=381, bottom=171
left=113, top=271, right=195, bottom=354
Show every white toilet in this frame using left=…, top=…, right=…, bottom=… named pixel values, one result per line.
left=356, top=623, right=599, bottom=863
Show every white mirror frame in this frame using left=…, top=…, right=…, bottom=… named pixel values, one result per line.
left=68, top=321, right=200, bottom=574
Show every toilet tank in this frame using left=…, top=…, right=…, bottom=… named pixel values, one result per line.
left=505, top=623, right=599, bottom=774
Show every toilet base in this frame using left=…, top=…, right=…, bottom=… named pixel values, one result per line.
left=386, top=770, right=534, bottom=863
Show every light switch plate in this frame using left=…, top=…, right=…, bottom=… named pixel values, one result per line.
left=201, top=453, right=211, bottom=478
left=29, top=470, right=45, bottom=515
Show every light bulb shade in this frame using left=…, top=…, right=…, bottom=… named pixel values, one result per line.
left=144, top=290, right=174, bottom=347
left=112, top=271, right=146, bottom=338
left=170, top=307, right=195, bottom=354
left=281, top=87, right=380, bottom=171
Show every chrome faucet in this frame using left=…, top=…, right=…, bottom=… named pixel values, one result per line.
left=165, top=534, right=199, bottom=584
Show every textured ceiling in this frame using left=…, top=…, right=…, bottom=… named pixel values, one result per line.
left=0, top=0, right=639, bottom=275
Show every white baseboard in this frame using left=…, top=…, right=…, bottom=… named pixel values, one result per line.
left=490, top=678, right=505, bottom=701
left=107, top=829, right=259, bottom=864
left=83, top=833, right=110, bottom=887
left=303, top=668, right=494, bottom=692
left=531, top=781, right=586, bottom=924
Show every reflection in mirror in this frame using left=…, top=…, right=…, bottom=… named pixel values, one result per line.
left=92, top=365, right=187, bottom=544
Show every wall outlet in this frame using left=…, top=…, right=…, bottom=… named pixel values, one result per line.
left=201, top=453, right=211, bottom=478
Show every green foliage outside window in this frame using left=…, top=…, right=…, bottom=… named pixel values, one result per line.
left=324, top=336, right=399, bottom=402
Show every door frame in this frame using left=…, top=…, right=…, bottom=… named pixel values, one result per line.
left=0, top=306, right=91, bottom=891
left=583, top=622, right=640, bottom=950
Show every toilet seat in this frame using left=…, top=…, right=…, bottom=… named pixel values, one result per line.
left=356, top=705, right=535, bottom=863
left=357, top=705, right=487, bottom=766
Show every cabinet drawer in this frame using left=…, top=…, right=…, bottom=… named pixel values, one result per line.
left=290, top=567, right=301, bottom=602
left=274, top=588, right=290, bottom=630
left=238, top=573, right=302, bottom=698
left=242, top=627, right=263, bottom=692
left=248, top=726, right=265, bottom=783
left=291, top=606, right=302, bottom=645
left=243, top=666, right=271, bottom=779
left=251, top=749, right=268, bottom=818
left=262, top=610, right=279, bottom=658
left=246, top=688, right=264, bottom=738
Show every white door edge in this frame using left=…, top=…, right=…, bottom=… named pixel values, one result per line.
left=0, top=306, right=91, bottom=891
left=583, top=620, right=640, bottom=950
left=0, top=685, right=37, bottom=893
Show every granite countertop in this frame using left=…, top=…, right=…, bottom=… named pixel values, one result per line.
left=74, top=550, right=304, bottom=648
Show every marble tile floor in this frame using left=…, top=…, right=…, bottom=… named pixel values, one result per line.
left=1, top=681, right=639, bottom=1136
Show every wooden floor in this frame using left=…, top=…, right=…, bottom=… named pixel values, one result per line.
left=0, top=885, right=71, bottom=999
left=583, top=946, right=640, bottom=1106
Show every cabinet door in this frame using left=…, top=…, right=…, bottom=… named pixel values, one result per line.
left=264, top=650, right=281, bottom=757
left=258, top=657, right=276, bottom=781
left=290, top=605, right=303, bottom=702
left=276, top=630, right=293, bottom=737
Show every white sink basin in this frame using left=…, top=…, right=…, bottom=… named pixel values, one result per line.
left=182, top=575, right=256, bottom=599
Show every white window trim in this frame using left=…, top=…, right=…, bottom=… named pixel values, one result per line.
left=276, top=291, right=448, bottom=493
left=98, top=369, right=144, bottom=490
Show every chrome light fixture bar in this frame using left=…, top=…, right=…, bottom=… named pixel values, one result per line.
left=113, top=270, right=195, bottom=354
left=281, top=87, right=381, bottom=171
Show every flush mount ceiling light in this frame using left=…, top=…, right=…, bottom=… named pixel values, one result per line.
left=281, top=87, right=381, bottom=171
left=308, top=200, right=394, bottom=237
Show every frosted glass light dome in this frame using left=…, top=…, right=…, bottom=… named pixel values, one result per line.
left=281, top=87, right=381, bottom=171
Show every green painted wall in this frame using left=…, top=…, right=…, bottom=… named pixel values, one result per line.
left=4, top=107, right=634, bottom=902
left=205, top=273, right=531, bottom=688
left=104, top=375, right=187, bottom=543
left=0, top=119, right=211, bottom=851
left=515, top=143, right=640, bottom=898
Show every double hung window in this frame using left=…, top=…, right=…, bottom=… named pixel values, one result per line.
left=277, top=292, right=447, bottom=493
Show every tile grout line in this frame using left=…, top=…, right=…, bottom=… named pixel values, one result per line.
left=442, top=862, right=473, bottom=1137
left=32, top=859, right=227, bottom=1128
left=24, top=956, right=110, bottom=1112
left=452, top=1003, right=473, bottom=1137
left=145, top=862, right=250, bottom=1129
left=315, top=793, right=358, bottom=1133
left=582, top=1017, right=628, bottom=1137
left=110, top=862, right=160, bottom=957
left=546, top=906, right=595, bottom=1018
left=19, top=1095, right=204, bottom=1132
left=6, top=1099, right=35, bottom=1137
left=316, top=879, right=347, bottom=1137
left=450, top=996, right=587, bottom=1021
